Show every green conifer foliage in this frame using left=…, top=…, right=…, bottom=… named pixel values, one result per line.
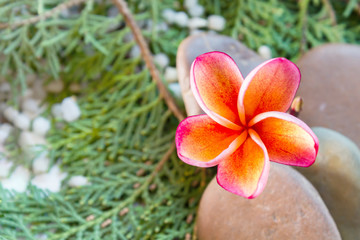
left=0, top=0, right=359, bottom=238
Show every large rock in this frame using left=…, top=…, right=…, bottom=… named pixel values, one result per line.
left=296, top=127, right=360, bottom=240
left=196, top=164, right=341, bottom=240
left=176, top=34, right=341, bottom=240
left=296, top=44, right=360, bottom=146
left=176, top=33, right=264, bottom=116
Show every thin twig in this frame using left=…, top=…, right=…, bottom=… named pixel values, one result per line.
left=321, top=0, right=337, bottom=25
left=298, top=0, right=309, bottom=56
left=0, top=0, right=87, bottom=29
left=49, top=143, right=176, bottom=240
left=356, top=3, right=360, bottom=16
left=112, top=0, right=185, bottom=121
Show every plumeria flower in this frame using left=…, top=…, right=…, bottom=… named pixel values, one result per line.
left=175, top=52, right=318, bottom=199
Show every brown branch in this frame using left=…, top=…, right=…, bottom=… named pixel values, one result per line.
left=112, top=0, right=185, bottom=121
left=321, top=0, right=337, bottom=25
left=153, top=142, right=175, bottom=175
left=0, top=0, right=87, bottom=29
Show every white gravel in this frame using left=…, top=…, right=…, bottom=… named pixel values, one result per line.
left=0, top=123, right=13, bottom=144
left=61, top=97, right=81, bottom=122
left=208, top=15, right=226, bottom=31
left=68, top=175, right=89, bottom=187
left=33, top=117, right=51, bottom=136
left=14, top=113, right=31, bottom=130
left=0, top=157, right=13, bottom=178
left=188, top=17, right=207, bottom=29
left=1, top=165, right=30, bottom=193
left=32, top=152, right=50, bottom=174
left=164, top=67, right=178, bottom=83
left=258, top=45, right=272, bottom=59
left=188, top=4, right=204, bottom=17
left=174, top=12, right=189, bottom=27
left=154, top=53, right=170, bottom=69
left=31, top=165, right=67, bottom=193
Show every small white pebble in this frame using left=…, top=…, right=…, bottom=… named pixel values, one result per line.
left=33, top=117, right=51, bottom=136
left=258, top=45, right=272, bottom=59
left=14, top=113, right=30, bottom=130
left=0, top=82, right=11, bottom=92
left=123, top=33, right=134, bottom=42
left=61, top=97, right=81, bottom=122
left=19, top=131, right=47, bottom=149
left=162, top=9, right=176, bottom=24
left=1, top=165, right=30, bottom=193
left=130, top=45, right=141, bottom=58
left=68, top=175, right=89, bottom=187
left=174, top=12, right=189, bottom=27
left=22, top=98, right=40, bottom=114
left=32, top=152, right=50, bottom=174
left=156, top=22, right=169, bottom=32
left=60, top=8, right=70, bottom=18
left=51, top=104, right=63, bottom=119
left=0, top=123, right=13, bottom=144
left=31, top=164, right=67, bottom=193
left=168, top=83, right=182, bottom=99
left=154, top=53, right=170, bottom=69
left=107, top=6, right=118, bottom=18
left=188, top=17, right=207, bottom=29
left=188, top=4, right=204, bottom=17
left=0, top=158, right=13, bottom=178
left=35, top=234, right=48, bottom=240
left=184, top=0, right=198, bottom=9
left=164, top=67, right=178, bottom=83
left=45, top=80, right=64, bottom=93
left=208, top=15, right=226, bottom=31
left=4, top=106, right=19, bottom=123
left=49, top=164, right=67, bottom=181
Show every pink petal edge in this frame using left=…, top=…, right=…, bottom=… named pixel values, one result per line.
left=237, top=58, right=301, bottom=125
left=249, top=111, right=319, bottom=167
left=247, top=129, right=270, bottom=198
left=175, top=115, right=247, bottom=168
left=216, top=130, right=270, bottom=199
left=190, top=51, right=243, bottom=131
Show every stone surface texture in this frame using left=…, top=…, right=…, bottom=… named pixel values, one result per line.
left=296, top=44, right=360, bottom=147
left=296, top=127, right=360, bottom=240
left=196, top=164, right=341, bottom=240
left=176, top=34, right=343, bottom=240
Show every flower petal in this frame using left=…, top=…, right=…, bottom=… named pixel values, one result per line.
left=191, top=51, right=243, bottom=130
left=250, top=111, right=318, bottom=167
left=238, top=58, right=301, bottom=124
left=216, top=130, right=270, bottom=198
left=176, top=115, right=245, bottom=167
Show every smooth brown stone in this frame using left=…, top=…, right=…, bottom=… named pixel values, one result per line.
left=176, top=33, right=264, bottom=116
left=296, top=44, right=360, bottom=146
left=296, top=127, right=360, bottom=240
left=196, top=164, right=341, bottom=240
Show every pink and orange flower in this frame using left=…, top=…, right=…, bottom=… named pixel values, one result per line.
left=175, top=52, right=318, bottom=199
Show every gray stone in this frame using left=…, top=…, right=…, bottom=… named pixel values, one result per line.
left=176, top=34, right=341, bottom=240
left=296, top=44, right=360, bottom=147
left=196, top=164, right=341, bottom=240
left=296, top=127, right=360, bottom=240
